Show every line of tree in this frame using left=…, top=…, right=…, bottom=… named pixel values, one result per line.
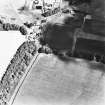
left=0, top=41, right=36, bottom=105
left=0, top=19, right=28, bottom=35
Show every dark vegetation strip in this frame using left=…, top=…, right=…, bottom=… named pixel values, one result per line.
left=0, top=41, right=36, bottom=105
left=0, top=19, right=27, bottom=35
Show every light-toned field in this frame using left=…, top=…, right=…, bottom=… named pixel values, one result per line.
left=12, top=54, right=105, bottom=105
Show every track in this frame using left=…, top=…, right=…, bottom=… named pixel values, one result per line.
left=9, top=53, right=40, bottom=105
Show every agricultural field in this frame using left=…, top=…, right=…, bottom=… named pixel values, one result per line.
left=12, top=54, right=105, bottom=105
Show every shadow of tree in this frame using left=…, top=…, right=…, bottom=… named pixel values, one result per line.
left=86, top=60, right=105, bottom=73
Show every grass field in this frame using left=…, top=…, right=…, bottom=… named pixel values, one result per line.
left=12, top=54, right=105, bottom=105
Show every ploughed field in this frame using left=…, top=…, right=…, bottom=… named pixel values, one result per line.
left=83, top=19, right=105, bottom=37
left=73, top=38, right=105, bottom=63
